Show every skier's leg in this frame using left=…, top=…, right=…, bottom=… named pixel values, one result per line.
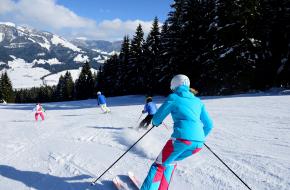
left=139, top=118, right=146, bottom=128
left=40, top=112, right=45, bottom=120
left=160, top=163, right=176, bottom=190
left=104, top=104, right=111, bottom=113
left=141, top=138, right=188, bottom=190
left=175, top=141, right=203, bottom=161
left=100, top=104, right=106, bottom=112
left=140, top=163, right=165, bottom=190
left=35, top=113, right=38, bottom=121
left=144, top=115, right=153, bottom=128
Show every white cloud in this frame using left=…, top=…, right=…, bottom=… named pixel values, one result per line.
left=0, top=0, right=15, bottom=14
left=80, top=19, right=153, bottom=41
left=0, top=0, right=95, bottom=29
left=0, top=0, right=154, bottom=41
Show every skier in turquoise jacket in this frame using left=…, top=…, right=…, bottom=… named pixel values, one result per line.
left=141, top=74, right=214, bottom=190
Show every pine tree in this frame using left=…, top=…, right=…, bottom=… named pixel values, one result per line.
left=0, top=72, right=14, bottom=102
left=143, top=17, right=161, bottom=95
left=119, top=35, right=131, bottom=94
left=75, top=62, right=95, bottom=100
left=55, top=75, right=65, bottom=101
left=258, top=0, right=290, bottom=88
left=157, top=21, right=172, bottom=94
left=128, top=24, right=145, bottom=94
left=204, top=0, right=261, bottom=94
left=63, top=71, right=74, bottom=100
left=100, top=54, right=120, bottom=95
left=0, top=76, right=2, bottom=101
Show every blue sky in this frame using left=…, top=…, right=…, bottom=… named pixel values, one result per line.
left=56, top=0, right=172, bottom=22
left=0, top=0, right=173, bottom=41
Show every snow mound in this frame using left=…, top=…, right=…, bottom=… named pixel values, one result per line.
left=280, top=90, right=290, bottom=95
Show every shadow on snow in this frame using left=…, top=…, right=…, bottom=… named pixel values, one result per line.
left=0, top=165, right=117, bottom=190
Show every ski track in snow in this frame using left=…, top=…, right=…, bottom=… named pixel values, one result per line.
left=0, top=95, right=290, bottom=190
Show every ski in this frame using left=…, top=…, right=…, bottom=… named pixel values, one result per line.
left=128, top=171, right=141, bottom=189
left=113, top=176, right=129, bottom=190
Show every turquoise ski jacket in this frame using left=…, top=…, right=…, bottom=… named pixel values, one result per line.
left=152, top=85, right=213, bottom=141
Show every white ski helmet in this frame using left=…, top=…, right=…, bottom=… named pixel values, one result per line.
left=97, top=91, right=101, bottom=95
left=170, top=74, right=190, bottom=91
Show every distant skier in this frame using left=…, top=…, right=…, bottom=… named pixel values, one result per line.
left=97, top=91, right=111, bottom=113
left=140, top=74, right=214, bottom=190
left=33, top=103, right=45, bottom=121
left=139, top=97, right=157, bottom=129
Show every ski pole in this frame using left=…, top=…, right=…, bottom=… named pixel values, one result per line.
left=204, top=143, right=252, bottom=190
left=137, top=112, right=143, bottom=122
left=91, top=126, right=155, bottom=186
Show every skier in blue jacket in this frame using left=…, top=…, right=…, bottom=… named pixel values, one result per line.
left=97, top=91, right=111, bottom=113
left=139, top=97, right=157, bottom=129
left=141, top=74, right=214, bottom=190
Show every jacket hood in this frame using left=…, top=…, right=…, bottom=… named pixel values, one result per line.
left=174, top=85, right=195, bottom=99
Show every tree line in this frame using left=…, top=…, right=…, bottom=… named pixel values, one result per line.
left=97, top=0, right=290, bottom=96
left=0, top=62, right=97, bottom=103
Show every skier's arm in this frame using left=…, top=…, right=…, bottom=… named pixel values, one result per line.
left=142, top=104, right=148, bottom=113
left=152, top=95, right=175, bottom=127
left=200, top=104, right=213, bottom=137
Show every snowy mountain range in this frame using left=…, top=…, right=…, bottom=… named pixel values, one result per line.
left=0, top=22, right=121, bottom=88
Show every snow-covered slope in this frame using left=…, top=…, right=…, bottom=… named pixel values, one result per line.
left=0, top=55, right=98, bottom=89
left=51, top=35, right=82, bottom=52
left=0, top=94, right=290, bottom=190
left=3, top=57, right=50, bottom=88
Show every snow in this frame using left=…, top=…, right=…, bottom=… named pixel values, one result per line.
left=73, top=54, right=89, bottom=63
left=37, top=53, right=46, bottom=56
left=249, top=38, right=261, bottom=47
left=37, top=36, right=51, bottom=50
left=0, top=94, right=290, bottom=190
left=43, top=68, right=98, bottom=86
left=109, top=51, right=119, bottom=56
left=0, top=22, right=16, bottom=27
left=280, top=90, right=290, bottom=95
left=1, top=57, right=50, bottom=89
left=76, top=37, right=87, bottom=40
left=93, top=55, right=102, bottom=61
left=98, top=60, right=105, bottom=64
left=92, top=49, right=110, bottom=55
left=277, top=58, right=288, bottom=74
left=33, top=58, right=62, bottom=65
left=51, top=35, right=82, bottom=52
left=0, top=33, right=4, bottom=42
left=220, top=48, right=234, bottom=58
